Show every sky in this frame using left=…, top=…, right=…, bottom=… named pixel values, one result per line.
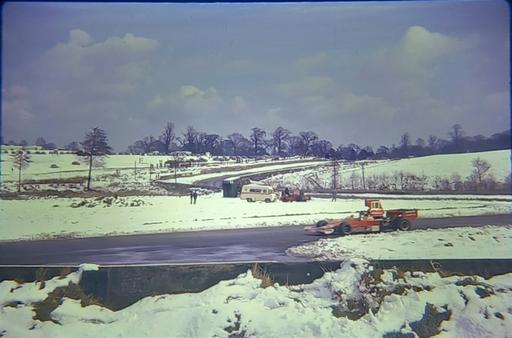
left=1, top=1, right=509, bottom=151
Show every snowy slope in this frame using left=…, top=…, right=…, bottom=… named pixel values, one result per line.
left=0, top=153, right=317, bottom=182
left=263, top=149, right=511, bottom=190
left=1, top=259, right=510, bottom=338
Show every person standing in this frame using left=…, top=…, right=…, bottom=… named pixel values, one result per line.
left=193, top=191, right=198, bottom=204
left=190, top=190, right=194, bottom=204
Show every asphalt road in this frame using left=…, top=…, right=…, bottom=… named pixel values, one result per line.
left=0, top=214, right=510, bottom=265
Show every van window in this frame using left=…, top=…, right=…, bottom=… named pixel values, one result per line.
left=249, top=189, right=262, bottom=193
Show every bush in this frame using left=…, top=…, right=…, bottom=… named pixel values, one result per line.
left=50, top=164, right=59, bottom=168
left=71, top=161, right=80, bottom=165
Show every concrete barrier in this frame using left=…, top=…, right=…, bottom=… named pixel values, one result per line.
left=1, top=259, right=511, bottom=311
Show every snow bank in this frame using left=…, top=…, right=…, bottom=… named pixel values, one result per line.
left=1, top=194, right=511, bottom=241
left=288, top=225, right=512, bottom=260
left=1, top=259, right=511, bottom=337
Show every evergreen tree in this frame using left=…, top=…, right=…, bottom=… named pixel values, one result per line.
left=80, top=127, right=113, bottom=190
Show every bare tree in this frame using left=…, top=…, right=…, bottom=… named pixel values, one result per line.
left=183, top=126, right=199, bottom=153
left=349, top=171, right=360, bottom=190
left=299, top=131, right=318, bottom=155
left=415, top=138, right=425, bottom=148
left=312, top=139, right=332, bottom=157
left=80, top=127, right=113, bottom=190
left=450, top=173, right=463, bottom=192
left=400, top=133, right=410, bottom=150
left=198, top=133, right=221, bottom=154
left=272, top=127, right=291, bottom=156
left=160, top=122, right=175, bottom=154
left=227, top=133, right=247, bottom=156
left=250, top=127, right=266, bottom=156
left=472, top=157, right=491, bottom=189
left=11, top=149, right=31, bottom=192
left=427, top=135, right=438, bottom=152
left=288, top=136, right=304, bottom=156
left=449, top=124, right=464, bottom=143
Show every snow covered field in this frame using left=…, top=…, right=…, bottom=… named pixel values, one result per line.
left=263, top=150, right=511, bottom=191
left=1, top=193, right=511, bottom=241
left=1, top=259, right=511, bottom=338
left=159, top=160, right=326, bottom=185
left=289, top=226, right=512, bottom=260
left=0, top=152, right=324, bottom=192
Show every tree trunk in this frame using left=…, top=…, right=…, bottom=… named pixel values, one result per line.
left=18, top=164, right=22, bottom=193
left=87, top=154, right=93, bottom=190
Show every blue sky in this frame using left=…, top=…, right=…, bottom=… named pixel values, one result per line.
left=2, top=1, right=509, bottom=150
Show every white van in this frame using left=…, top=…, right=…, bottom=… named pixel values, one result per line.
left=240, top=184, right=277, bottom=202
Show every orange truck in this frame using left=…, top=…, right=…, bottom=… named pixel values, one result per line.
left=304, top=199, right=418, bottom=236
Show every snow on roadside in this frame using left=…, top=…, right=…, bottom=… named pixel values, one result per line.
left=1, top=259, right=511, bottom=337
left=1, top=194, right=511, bottom=241
left=0, top=265, right=93, bottom=308
left=288, top=226, right=512, bottom=260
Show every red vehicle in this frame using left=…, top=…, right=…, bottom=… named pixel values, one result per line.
left=280, top=191, right=311, bottom=202
left=304, top=199, right=418, bottom=236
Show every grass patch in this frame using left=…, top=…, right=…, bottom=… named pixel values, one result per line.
left=35, top=268, right=48, bottom=290
left=251, top=264, right=273, bottom=288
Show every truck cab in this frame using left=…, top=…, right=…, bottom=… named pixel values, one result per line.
left=362, top=199, right=384, bottom=219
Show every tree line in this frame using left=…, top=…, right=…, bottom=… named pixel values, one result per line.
left=4, top=123, right=510, bottom=161
left=124, top=122, right=510, bottom=160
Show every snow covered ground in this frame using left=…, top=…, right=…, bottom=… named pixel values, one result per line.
left=263, top=149, right=511, bottom=191
left=289, top=226, right=512, bottom=260
left=158, top=160, right=326, bottom=185
left=2, top=193, right=511, bottom=241
left=0, top=152, right=324, bottom=192
left=1, top=259, right=511, bottom=337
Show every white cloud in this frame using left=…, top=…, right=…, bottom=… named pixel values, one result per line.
left=179, top=85, right=204, bottom=99
left=400, top=25, right=460, bottom=65
left=146, top=85, right=224, bottom=115
left=69, top=29, right=93, bottom=47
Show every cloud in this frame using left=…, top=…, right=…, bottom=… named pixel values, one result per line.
left=293, top=52, right=329, bottom=74
left=35, top=29, right=160, bottom=113
left=400, top=25, right=460, bottom=64
left=146, top=85, right=225, bottom=118
left=179, top=85, right=204, bottom=99
left=69, top=29, right=93, bottom=47
left=273, top=76, right=336, bottom=98
left=2, top=85, right=34, bottom=136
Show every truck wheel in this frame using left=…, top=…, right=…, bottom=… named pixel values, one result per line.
left=335, top=223, right=352, bottom=236
left=398, top=219, right=411, bottom=231
left=316, top=220, right=328, bottom=227
left=265, top=198, right=271, bottom=203
left=246, top=198, right=253, bottom=202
